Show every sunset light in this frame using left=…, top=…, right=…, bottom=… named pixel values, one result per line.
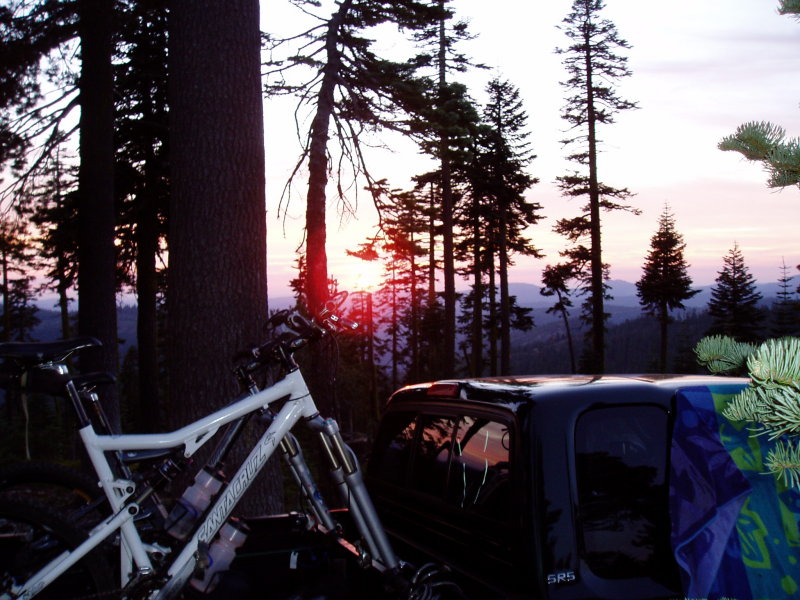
left=337, top=254, right=386, bottom=293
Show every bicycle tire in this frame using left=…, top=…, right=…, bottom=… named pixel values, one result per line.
left=0, top=497, right=115, bottom=600
left=0, top=461, right=105, bottom=529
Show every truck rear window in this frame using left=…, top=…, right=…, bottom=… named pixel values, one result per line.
left=575, top=405, right=673, bottom=582
left=370, top=410, right=512, bottom=521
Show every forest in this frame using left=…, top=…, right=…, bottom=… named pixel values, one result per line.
left=0, top=0, right=798, bottom=505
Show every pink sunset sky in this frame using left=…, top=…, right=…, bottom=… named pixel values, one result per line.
left=261, top=0, right=800, bottom=298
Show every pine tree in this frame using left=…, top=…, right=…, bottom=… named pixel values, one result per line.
left=168, top=0, right=280, bottom=513
left=264, top=0, right=444, bottom=316
left=474, top=77, right=541, bottom=373
left=114, top=0, right=169, bottom=432
left=22, top=144, right=78, bottom=339
left=706, top=243, right=764, bottom=343
left=76, top=0, right=119, bottom=426
left=636, top=206, right=699, bottom=372
left=0, top=1, right=77, bottom=179
left=555, top=0, right=639, bottom=373
left=411, top=0, right=482, bottom=377
left=771, top=258, right=800, bottom=337
left=358, top=184, right=438, bottom=385
left=0, top=217, right=39, bottom=342
left=265, top=0, right=446, bottom=414
left=541, top=263, right=577, bottom=373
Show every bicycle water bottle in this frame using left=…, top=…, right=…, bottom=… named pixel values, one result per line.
left=164, top=466, right=225, bottom=540
left=190, top=518, right=249, bottom=593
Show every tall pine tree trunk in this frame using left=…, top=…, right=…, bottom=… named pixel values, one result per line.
left=168, top=0, right=278, bottom=514
left=499, top=213, right=511, bottom=374
left=57, top=272, right=71, bottom=339
left=303, top=0, right=352, bottom=422
left=560, top=300, right=577, bottom=374
left=136, top=67, right=163, bottom=432
left=135, top=181, right=159, bottom=432
left=77, top=0, right=119, bottom=427
left=658, top=303, right=669, bottom=372
left=2, top=249, right=10, bottom=342
left=471, top=212, right=483, bottom=376
left=487, top=248, right=498, bottom=376
left=585, top=31, right=605, bottom=373
left=53, top=154, right=72, bottom=340
left=410, top=241, right=420, bottom=383
left=438, top=10, right=456, bottom=378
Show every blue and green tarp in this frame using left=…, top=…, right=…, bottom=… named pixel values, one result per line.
left=670, top=386, right=800, bottom=600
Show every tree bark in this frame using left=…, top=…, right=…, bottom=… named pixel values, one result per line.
left=168, top=0, right=277, bottom=514
left=77, top=0, right=119, bottom=427
left=135, top=181, right=159, bottom=432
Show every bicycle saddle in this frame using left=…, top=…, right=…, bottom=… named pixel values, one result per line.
left=0, top=337, right=102, bottom=363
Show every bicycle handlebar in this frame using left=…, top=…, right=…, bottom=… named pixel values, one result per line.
left=239, top=292, right=360, bottom=372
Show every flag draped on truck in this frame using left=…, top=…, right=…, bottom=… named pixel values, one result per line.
left=670, top=386, right=800, bottom=600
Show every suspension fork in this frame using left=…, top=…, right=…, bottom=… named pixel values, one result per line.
left=307, top=415, right=399, bottom=571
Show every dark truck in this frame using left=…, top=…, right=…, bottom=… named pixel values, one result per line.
left=364, top=374, right=758, bottom=600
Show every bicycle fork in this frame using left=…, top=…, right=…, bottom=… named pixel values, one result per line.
left=308, top=415, right=399, bottom=572
left=277, top=416, right=399, bottom=572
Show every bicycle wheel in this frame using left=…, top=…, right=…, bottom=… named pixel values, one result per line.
left=0, top=498, right=115, bottom=600
left=0, top=461, right=105, bottom=530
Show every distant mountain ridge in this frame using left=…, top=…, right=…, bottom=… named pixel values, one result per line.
left=28, top=280, right=785, bottom=346
left=507, top=279, right=784, bottom=311
left=268, top=279, right=785, bottom=324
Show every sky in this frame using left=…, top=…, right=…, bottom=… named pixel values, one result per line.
left=261, top=0, right=800, bottom=299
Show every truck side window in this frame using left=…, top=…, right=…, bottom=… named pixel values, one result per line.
left=369, top=411, right=417, bottom=484
left=410, top=415, right=458, bottom=497
left=575, top=406, right=671, bottom=581
left=447, top=417, right=511, bottom=520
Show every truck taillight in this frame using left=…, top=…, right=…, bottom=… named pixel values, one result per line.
left=426, top=382, right=460, bottom=398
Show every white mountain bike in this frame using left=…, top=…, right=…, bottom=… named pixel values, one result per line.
left=0, top=293, right=414, bottom=600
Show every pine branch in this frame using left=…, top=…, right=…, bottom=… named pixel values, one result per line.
left=694, top=335, right=756, bottom=374
left=758, top=385, right=800, bottom=439
left=722, top=386, right=768, bottom=423
left=747, top=337, right=800, bottom=389
left=779, top=0, right=800, bottom=18
left=766, top=140, right=800, bottom=188
left=765, top=439, right=800, bottom=489
left=718, top=121, right=785, bottom=161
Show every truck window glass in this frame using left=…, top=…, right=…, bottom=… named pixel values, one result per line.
left=410, top=415, right=457, bottom=497
left=369, top=411, right=417, bottom=484
left=575, top=406, right=672, bottom=581
left=448, top=417, right=511, bottom=520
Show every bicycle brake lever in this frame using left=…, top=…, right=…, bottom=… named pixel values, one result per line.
left=322, top=313, right=359, bottom=331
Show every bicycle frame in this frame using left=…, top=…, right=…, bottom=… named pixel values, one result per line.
left=6, top=367, right=398, bottom=600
